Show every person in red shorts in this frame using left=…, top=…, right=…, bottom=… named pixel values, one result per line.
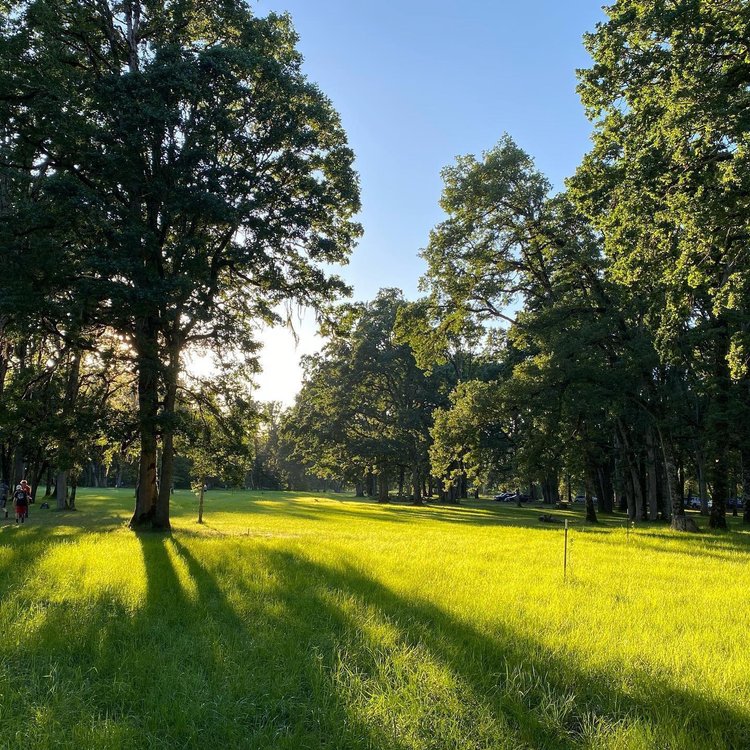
left=13, top=485, right=28, bottom=524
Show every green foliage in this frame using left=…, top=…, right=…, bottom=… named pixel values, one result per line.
left=285, top=289, right=446, bottom=493
left=0, top=0, right=361, bottom=525
left=572, top=0, right=750, bottom=526
left=178, top=373, right=257, bottom=490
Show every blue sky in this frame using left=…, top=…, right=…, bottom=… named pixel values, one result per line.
left=251, top=0, right=608, bottom=402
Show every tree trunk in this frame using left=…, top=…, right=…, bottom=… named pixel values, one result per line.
left=55, top=470, right=67, bottom=511
left=597, top=461, right=614, bottom=513
left=377, top=472, right=389, bottom=503
left=198, top=478, right=205, bottom=524
left=130, top=319, right=160, bottom=529
left=585, top=475, right=598, bottom=523
left=397, top=465, right=405, bottom=500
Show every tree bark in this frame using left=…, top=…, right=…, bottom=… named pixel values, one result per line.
left=198, top=478, right=205, bottom=523
left=55, top=470, right=68, bottom=511
left=377, top=472, right=389, bottom=503
left=130, top=318, right=160, bottom=529
left=585, top=476, right=598, bottom=523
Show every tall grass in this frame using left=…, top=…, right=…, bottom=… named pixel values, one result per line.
left=0, top=489, right=748, bottom=749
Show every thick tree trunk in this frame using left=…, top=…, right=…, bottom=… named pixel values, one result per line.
left=130, top=319, right=160, bottom=529
left=397, top=466, right=405, bottom=499
left=597, top=461, right=614, bottom=513
left=377, top=472, right=389, bottom=503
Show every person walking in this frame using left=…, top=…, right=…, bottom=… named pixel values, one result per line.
left=13, top=485, right=28, bottom=524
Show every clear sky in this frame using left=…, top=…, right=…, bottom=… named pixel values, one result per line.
left=252, top=0, right=608, bottom=404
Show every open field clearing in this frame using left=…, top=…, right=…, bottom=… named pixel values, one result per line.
left=1, top=490, right=749, bottom=749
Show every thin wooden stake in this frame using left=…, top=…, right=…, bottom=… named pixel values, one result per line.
left=564, top=519, right=569, bottom=580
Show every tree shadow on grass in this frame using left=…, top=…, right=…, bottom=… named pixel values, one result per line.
left=7, top=532, right=750, bottom=749
left=226, top=548, right=750, bottom=750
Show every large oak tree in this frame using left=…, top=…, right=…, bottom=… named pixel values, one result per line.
left=0, top=0, right=361, bottom=529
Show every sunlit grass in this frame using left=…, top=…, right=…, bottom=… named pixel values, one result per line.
left=0, top=489, right=748, bottom=748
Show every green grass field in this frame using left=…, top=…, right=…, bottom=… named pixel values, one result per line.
left=1, top=490, right=748, bottom=749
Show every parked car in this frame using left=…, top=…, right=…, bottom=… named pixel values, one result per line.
left=728, top=497, right=744, bottom=510
left=573, top=495, right=597, bottom=504
left=493, top=492, right=513, bottom=502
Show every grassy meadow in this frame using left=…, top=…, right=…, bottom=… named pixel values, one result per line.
left=0, top=489, right=748, bottom=749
